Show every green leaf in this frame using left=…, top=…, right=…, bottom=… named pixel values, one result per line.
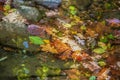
left=107, top=34, right=115, bottom=39
left=100, top=36, right=108, bottom=43
left=93, top=48, right=105, bottom=54
left=29, top=36, right=44, bottom=45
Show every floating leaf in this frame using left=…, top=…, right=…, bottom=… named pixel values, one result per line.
left=93, top=48, right=105, bottom=54
left=29, top=36, right=44, bottom=45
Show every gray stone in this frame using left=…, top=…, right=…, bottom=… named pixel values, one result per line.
left=18, top=6, right=41, bottom=22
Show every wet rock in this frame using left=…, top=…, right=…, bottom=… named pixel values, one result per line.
left=0, top=20, right=40, bottom=51
left=0, top=11, right=40, bottom=51
left=35, top=0, right=62, bottom=9
left=18, top=6, right=41, bottom=22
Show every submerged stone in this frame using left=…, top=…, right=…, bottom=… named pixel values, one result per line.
left=35, top=0, right=62, bottom=9
left=18, top=6, right=41, bottom=22
left=12, top=0, right=34, bottom=7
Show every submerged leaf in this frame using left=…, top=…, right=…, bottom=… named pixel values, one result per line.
left=29, top=36, right=44, bottom=45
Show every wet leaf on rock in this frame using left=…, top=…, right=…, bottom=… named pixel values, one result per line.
left=29, top=36, right=44, bottom=45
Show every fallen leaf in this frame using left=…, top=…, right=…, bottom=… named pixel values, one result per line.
left=29, top=36, right=44, bottom=45
left=41, top=43, right=58, bottom=54
left=52, top=39, right=72, bottom=53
